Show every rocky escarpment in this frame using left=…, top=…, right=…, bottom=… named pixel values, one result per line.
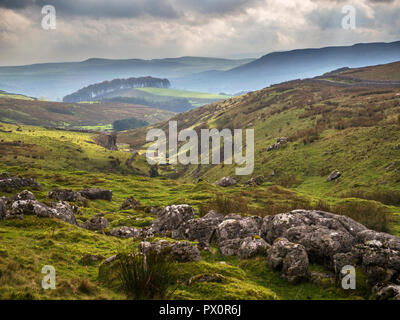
left=63, top=76, right=171, bottom=103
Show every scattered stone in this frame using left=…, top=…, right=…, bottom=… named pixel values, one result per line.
left=110, top=226, right=141, bottom=239
left=49, top=201, right=78, bottom=225
left=245, top=176, right=264, bottom=186
left=0, top=197, right=6, bottom=219
left=267, top=137, right=288, bottom=152
left=326, top=170, right=341, bottom=182
left=80, top=188, right=112, bottom=201
left=82, top=213, right=109, bottom=231
left=267, top=237, right=309, bottom=283
left=120, top=197, right=141, bottom=210
left=214, top=177, right=237, bottom=187
left=48, top=189, right=85, bottom=202
left=138, top=240, right=201, bottom=263
left=11, top=190, right=36, bottom=201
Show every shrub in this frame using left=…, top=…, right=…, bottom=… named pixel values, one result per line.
left=117, top=250, right=176, bottom=300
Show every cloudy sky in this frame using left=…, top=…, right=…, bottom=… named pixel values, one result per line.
left=0, top=0, right=399, bottom=66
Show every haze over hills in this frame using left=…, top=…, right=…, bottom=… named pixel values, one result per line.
left=174, top=41, right=400, bottom=93
left=1, top=40, right=400, bottom=102
left=0, top=57, right=254, bottom=100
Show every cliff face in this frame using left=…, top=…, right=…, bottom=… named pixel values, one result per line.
left=63, top=76, right=171, bottom=102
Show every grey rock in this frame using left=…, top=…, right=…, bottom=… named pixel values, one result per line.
left=216, top=216, right=263, bottom=256
left=0, top=197, right=6, bottom=219
left=237, top=237, right=270, bottom=259
left=187, top=273, right=225, bottom=286
left=310, top=271, right=336, bottom=287
left=110, top=226, right=141, bottom=239
left=175, top=211, right=223, bottom=249
left=48, top=189, right=85, bottom=202
left=150, top=204, right=195, bottom=235
left=267, top=238, right=309, bottom=283
left=0, top=174, right=42, bottom=192
left=214, top=177, right=237, bottom=187
left=120, top=197, right=141, bottom=210
left=80, top=188, right=112, bottom=201
left=326, top=170, right=341, bottom=182
left=374, top=284, right=400, bottom=300
left=245, top=176, right=264, bottom=186
left=11, top=190, right=36, bottom=201
left=82, top=214, right=109, bottom=231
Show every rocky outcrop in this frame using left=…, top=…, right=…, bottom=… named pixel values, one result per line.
left=48, top=189, right=85, bottom=202
left=267, top=238, right=309, bottom=283
left=237, top=236, right=270, bottom=259
left=138, top=240, right=201, bottom=263
left=82, top=213, right=109, bottom=231
left=150, top=204, right=195, bottom=237
left=374, top=284, right=400, bottom=300
left=0, top=173, right=42, bottom=192
left=1, top=190, right=78, bottom=225
left=214, top=177, right=237, bottom=187
left=175, top=211, right=224, bottom=249
left=110, top=226, right=141, bottom=239
left=80, top=188, right=113, bottom=201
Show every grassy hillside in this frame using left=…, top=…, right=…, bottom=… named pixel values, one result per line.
left=334, top=61, right=400, bottom=81
left=119, top=65, right=400, bottom=236
left=0, top=93, right=174, bottom=130
left=0, top=123, right=372, bottom=300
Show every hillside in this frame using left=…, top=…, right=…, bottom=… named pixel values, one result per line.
left=174, top=41, right=400, bottom=93
left=81, top=86, right=231, bottom=113
left=0, top=93, right=174, bottom=129
left=0, top=123, right=388, bottom=301
left=119, top=63, right=400, bottom=229
left=63, top=76, right=171, bottom=103
left=0, top=57, right=254, bottom=100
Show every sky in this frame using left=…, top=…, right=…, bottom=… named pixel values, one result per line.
left=0, top=0, right=399, bottom=66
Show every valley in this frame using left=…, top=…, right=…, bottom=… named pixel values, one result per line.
left=1, top=61, right=400, bottom=300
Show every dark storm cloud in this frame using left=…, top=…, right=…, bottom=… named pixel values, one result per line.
left=0, top=0, right=264, bottom=19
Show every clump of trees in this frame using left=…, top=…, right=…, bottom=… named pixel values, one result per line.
left=112, top=117, right=149, bottom=131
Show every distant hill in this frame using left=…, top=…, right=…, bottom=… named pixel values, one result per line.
left=0, top=90, right=174, bottom=129
left=174, top=41, right=400, bottom=93
left=63, top=76, right=171, bottom=103
left=0, top=57, right=254, bottom=100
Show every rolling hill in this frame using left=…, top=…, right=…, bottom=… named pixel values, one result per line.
left=0, top=92, right=175, bottom=129
left=174, top=41, right=400, bottom=93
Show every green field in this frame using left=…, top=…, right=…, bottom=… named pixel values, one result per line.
left=137, top=87, right=231, bottom=100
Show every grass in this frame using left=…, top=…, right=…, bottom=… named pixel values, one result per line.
left=136, top=88, right=231, bottom=100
